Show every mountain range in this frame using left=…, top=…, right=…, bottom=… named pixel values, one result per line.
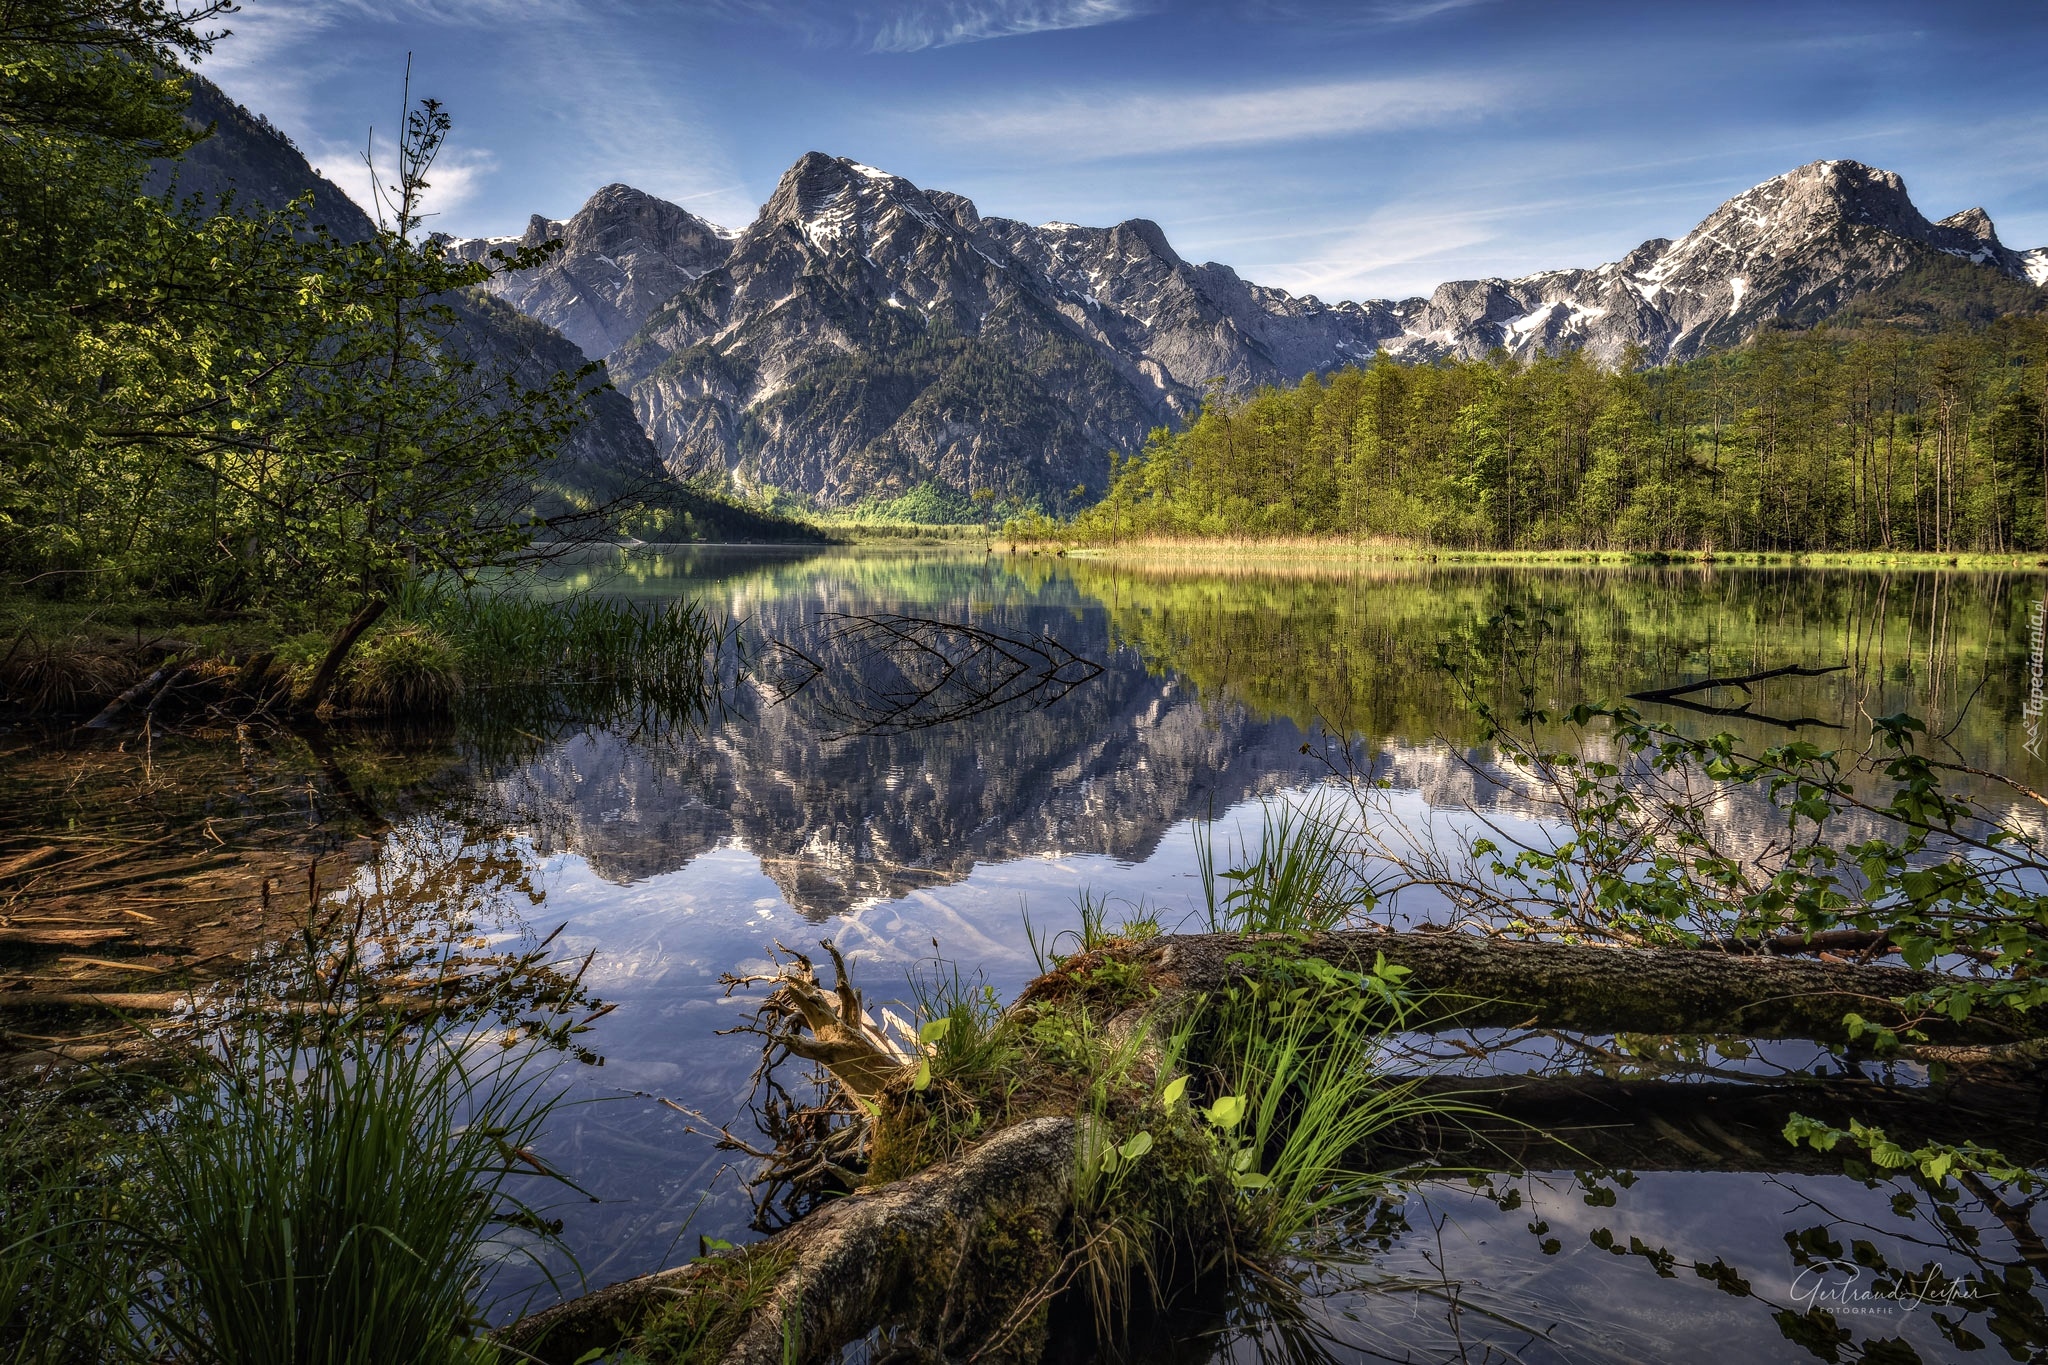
left=162, top=76, right=2046, bottom=517
left=446, top=153, right=2046, bottom=512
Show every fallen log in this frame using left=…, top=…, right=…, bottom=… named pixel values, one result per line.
left=504, top=931, right=2046, bottom=1363
left=1126, top=931, right=2033, bottom=1045
left=499, top=1116, right=1081, bottom=1365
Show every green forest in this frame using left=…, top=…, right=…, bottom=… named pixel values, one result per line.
left=1056, top=315, right=2048, bottom=553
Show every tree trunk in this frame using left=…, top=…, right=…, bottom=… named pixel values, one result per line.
left=295, top=599, right=387, bottom=713
left=499, top=1116, right=1080, bottom=1365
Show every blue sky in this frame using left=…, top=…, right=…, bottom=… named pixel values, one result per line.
left=198, top=0, right=2048, bottom=302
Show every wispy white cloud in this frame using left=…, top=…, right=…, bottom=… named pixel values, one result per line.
left=1225, top=0, right=1502, bottom=27
left=685, top=0, right=1151, bottom=50
left=863, top=0, right=1152, bottom=51
left=1361, top=0, right=1499, bottom=23
left=300, top=131, right=499, bottom=229
left=196, top=0, right=758, bottom=234
left=933, top=74, right=1510, bottom=160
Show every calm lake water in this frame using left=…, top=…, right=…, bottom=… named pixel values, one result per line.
left=23, top=547, right=2048, bottom=1363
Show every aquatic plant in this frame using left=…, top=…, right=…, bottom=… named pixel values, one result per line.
left=381, top=584, right=724, bottom=757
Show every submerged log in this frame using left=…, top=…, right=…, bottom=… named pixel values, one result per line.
left=1388, top=1069, right=2048, bottom=1173
left=0, top=927, right=136, bottom=948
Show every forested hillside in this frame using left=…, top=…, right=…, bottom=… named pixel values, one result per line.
left=1061, top=317, right=2048, bottom=553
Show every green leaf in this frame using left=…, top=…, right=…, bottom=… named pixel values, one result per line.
left=1120, top=1131, right=1153, bottom=1162
left=1204, top=1094, right=1246, bottom=1131
left=918, top=1016, right=953, bottom=1045
left=1160, top=1075, right=1187, bottom=1110
left=911, top=1059, right=931, bottom=1092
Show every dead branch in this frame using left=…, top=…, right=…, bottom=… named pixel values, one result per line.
left=759, top=613, right=1102, bottom=738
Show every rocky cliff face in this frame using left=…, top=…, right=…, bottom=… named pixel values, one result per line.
left=441, top=183, right=734, bottom=362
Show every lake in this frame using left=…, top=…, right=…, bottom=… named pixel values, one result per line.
left=9, top=547, right=2045, bottom=1363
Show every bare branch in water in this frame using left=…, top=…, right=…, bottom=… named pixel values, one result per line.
left=1626, top=663, right=1849, bottom=731
left=757, top=613, right=1102, bottom=738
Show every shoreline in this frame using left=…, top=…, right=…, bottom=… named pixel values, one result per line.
left=992, top=536, right=2048, bottom=572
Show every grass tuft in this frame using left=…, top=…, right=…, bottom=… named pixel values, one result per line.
left=134, top=1003, right=571, bottom=1365
left=1199, top=797, right=1374, bottom=935
left=340, top=624, right=462, bottom=713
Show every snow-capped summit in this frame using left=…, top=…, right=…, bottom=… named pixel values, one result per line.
left=1375, top=159, right=2042, bottom=366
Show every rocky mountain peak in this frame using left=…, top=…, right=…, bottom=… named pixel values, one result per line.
left=445, top=182, right=736, bottom=361
left=562, top=182, right=732, bottom=260
left=1938, top=205, right=2000, bottom=243
left=519, top=211, right=565, bottom=248
left=1652, top=159, right=1924, bottom=281
left=761, top=152, right=955, bottom=237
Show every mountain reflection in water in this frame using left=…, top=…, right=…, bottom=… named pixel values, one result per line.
left=446, top=548, right=2044, bottom=1361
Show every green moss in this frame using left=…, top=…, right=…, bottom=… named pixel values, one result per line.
left=618, top=1243, right=796, bottom=1365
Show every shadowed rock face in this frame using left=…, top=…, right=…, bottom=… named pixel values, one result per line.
left=147, top=77, right=678, bottom=513
left=441, top=184, right=735, bottom=362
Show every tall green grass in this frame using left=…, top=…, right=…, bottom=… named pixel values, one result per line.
left=135, top=1007, right=569, bottom=1365
left=1202, top=955, right=1448, bottom=1260
left=1198, top=797, right=1375, bottom=935
left=0, top=1091, right=141, bottom=1364
left=374, top=583, right=725, bottom=758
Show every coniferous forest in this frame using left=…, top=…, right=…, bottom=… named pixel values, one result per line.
left=1065, top=316, right=2048, bottom=553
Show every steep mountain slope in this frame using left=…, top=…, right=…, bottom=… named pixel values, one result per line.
left=441, top=184, right=734, bottom=361
left=148, top=78, right=668, bottom=511
left=597, top=153, right=1404, bottom=506
left=459, top=155, right=2042, bottom=509
left=147, top=75, right=816, bottom=541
